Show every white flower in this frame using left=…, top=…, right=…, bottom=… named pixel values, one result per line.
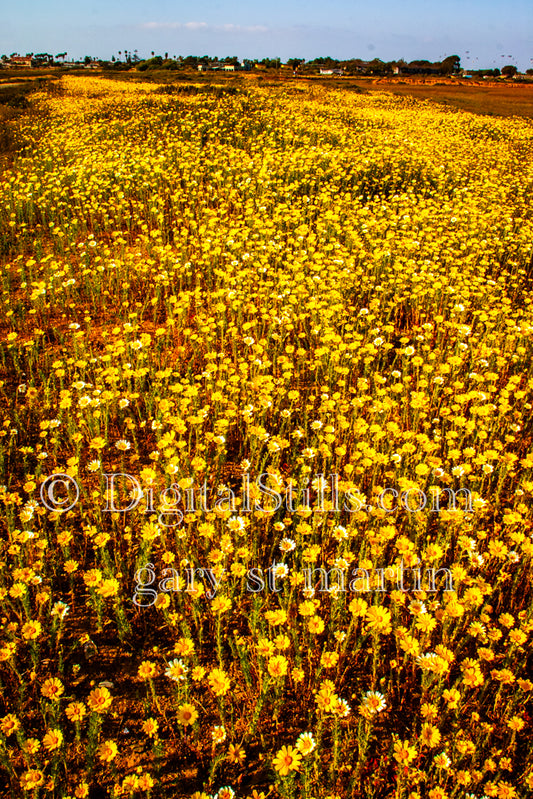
left=164, top=659, right=188, bottom=682
left=115, top=440, right=131, bottom=451
left=51, top=601, right=69, bottom=619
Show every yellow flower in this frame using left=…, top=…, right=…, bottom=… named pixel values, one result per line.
left=22, top=620, right=42, bottom=640
left=393, top=739, right=417, bottom=764
left=176, top=703, right=198, bottom=726
left=420, top=723, right=441, bottom=748
left=98, top=740, right=118, bottom=763
left=308, top=615, right=325, bottom=634
left=142, top=718, right=159, bottom=737
left=365, top=605, right=392, bottom=635
left=267, top=654, right=288, bottom=678
left=42, top=728, right=63, bottom=751
left=41, top=677, right=64, bottom=701
left=65, top=702, right=86, bottom=723
left=0, top=714, right=20, bottom=736
left=208, top=668, right=231, bottom=696
left=87, top=686, right=112, bottom=713
left=320, top=651, right=339, bottom=668
left=272, top=745, right=302, bottom=776
left=20, top=770, right=44, bottom=791
left=97, top=578, right=119, bottom=597
left=137, top=660, right=158, bottom=680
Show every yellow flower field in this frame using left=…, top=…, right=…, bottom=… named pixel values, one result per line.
left=1, top=75, right=533, bottom=798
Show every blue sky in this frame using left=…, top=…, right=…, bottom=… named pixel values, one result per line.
left=2, top=0, right=532, bottom=71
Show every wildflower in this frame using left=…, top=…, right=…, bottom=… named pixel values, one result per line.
left=42, top=728, right=63, bottom=751
left=20, top=770, right=44, bottom=791
left=208, top=668, right=231, bottom=696
left=227, top=744, right=245, bottom=764
left=495, top=782, right=517, bottom=798
left=98, top=740, right=118, bottom=763
left=41, top=677, right=64, bottom=701
left=87, top=686, right=112, bottom=713
left=137, top=660, right=158, bottom=680
left=22, top=620, right=42, bottom=640
left=361, top=691, right=386, bottom=715
left=165, top=659, right=188, bottom=682
left=321, top=651, right=339, bottom=668
left=393, top=739, right=417, bottom=764
left=295, top=732, right=316, bottom=754
left=176, top=703, right=198, bottom=726
left=420, top=723, right=441, bottom=748
left=51, top=601, right=69, bottom=619
left=142, top=718, right=159, bottom=737
left=65, top=702, right=86, bottom=723
left=212, top=725, right=227, bottom=744
left=365, top=605, right=392, bottom=635
left=174, top=637, right=195, bottom=656
left=308, top=615, right=325, bottom=634
left=433, top=752, right=451, bottom=769
left=272, top=745, right=302, bottom=776
left=267, top=654, right=288, bottom=678
left=0, top=714, right=20, bottom=736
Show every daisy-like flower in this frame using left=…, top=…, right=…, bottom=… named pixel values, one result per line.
left=142, top=718, right=159, bottom=737
left=41, top=677, right=64, bottom=701
left=334, top=698, right=351, bottom=717
left=137, top=660, right=158, bottom=680
left=51, top=601, right=69, bottom=619
left=87, top=686, right=112, bottom=713
left=361, top=690, right=387, bottom=715
left=65, top=702, right=86, bottom=723
left=208, top=668, right=231, bottom=696
left=98, top=740, right=118, bottom=763
left=295, top=732, right=316, bottom=755
left=42, top=728, right=63, bottom=751
left=272, top=745, right=302, bottom=776
left=165, top=659, right=188, bottom=682
left=115, top=439, right=131, bottom=451
left=212, top=725, right=227, bottom=744
left=87, top=460, right=101, bottom=472
left=176, top=703, right=198, bottom=726
left=433, top=751, right=451, bottom=769
left=0, top=714, right=20, bottom=736
left=20, top=770, right=44, bottom=791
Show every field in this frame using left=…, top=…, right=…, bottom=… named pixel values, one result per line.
left=1, top=74, right=533, bottom=798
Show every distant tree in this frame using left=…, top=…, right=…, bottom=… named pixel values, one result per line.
left=287, top=58, right=304, bottom=70
left=56, top=52, right=67, bottom=62
left=84, top=55, right=92, bottom=65
left=501, top=64, right=517, bottom=77
left=440, top=54, right=461, bottom=74
left=526, top=68, right=533, bottom=75
left=260, top=57, right=281, bottom=69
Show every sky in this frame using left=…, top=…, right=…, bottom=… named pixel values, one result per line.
left=2, top=0, right=533, bottom=72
